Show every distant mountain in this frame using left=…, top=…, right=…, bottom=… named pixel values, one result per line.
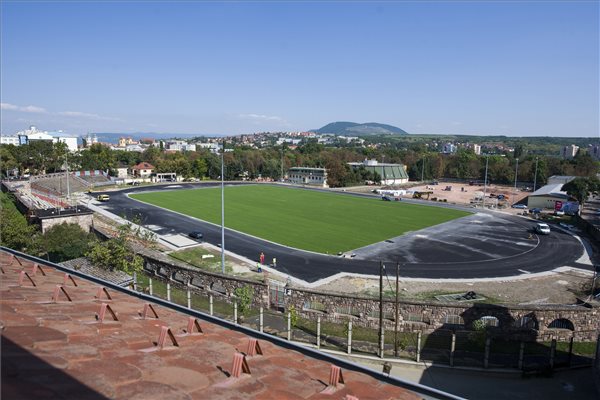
left=92, top=132, right=210, bottom=144
left=311, top=121, right=408, bottom=136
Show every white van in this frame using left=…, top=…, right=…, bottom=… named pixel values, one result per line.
left=535, top=223, right=550, bottom=235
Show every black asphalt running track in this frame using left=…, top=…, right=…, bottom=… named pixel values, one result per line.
left=93, top=183, right=590, bottom=283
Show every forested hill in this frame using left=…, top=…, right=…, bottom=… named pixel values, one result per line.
left=311, top=122, right=408, bottom=136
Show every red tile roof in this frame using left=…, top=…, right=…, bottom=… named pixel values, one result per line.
left=0, top=250, right=436, bottom=400
left=131, top=162, right=154, bottom=170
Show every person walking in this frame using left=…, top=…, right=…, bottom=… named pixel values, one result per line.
left=272, top=257, right=277, bottom=268
left=259, top=252, right=265, bottom=265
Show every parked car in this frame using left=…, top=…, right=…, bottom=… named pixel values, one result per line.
left=512, top=204, right=528, bottom=209
left=382, top=196, right=392, bottom=201
left=530, top=208, right=542, bottom=214
left=535, top=223, right=550, bottom=235
left=96, top=194, right=110, bottom=202
left=188, top=231, right=204, bottom=240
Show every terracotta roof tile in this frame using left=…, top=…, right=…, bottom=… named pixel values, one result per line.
left=1, top=250, right=436, bottom=400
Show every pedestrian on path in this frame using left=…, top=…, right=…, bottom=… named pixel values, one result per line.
left=260, top=252, right=265, bottom=265
left=256, top=263, right=262, bottom=273
left=272, top=257, right=277, bottom=268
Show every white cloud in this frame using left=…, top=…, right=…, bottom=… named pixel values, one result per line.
left=239, top=113, right=286, bottom=122
left=57, top=111, right=104, bottom=119
left=1, top=103, right=48, bottom=113
left=238, top=113, right=291, bottom=128
left=1, top=103, right=19, bottom=110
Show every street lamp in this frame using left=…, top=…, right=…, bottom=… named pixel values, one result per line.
left=221, top=140, right=225, bottom=274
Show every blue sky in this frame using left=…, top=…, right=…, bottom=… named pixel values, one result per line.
left=1, top=1, right=598, bottom=137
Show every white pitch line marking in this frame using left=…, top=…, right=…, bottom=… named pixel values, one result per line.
left=517, top=269, right=531, bottom=274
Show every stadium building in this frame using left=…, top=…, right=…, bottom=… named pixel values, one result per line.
left=287, top=167, right=328, bottom=187
left=347, top=159, right=409, bottom=185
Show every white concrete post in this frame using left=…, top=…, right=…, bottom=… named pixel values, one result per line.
left=484, top=336, right=491, bottom=369
left=259, top=306, right=264, bottom=332
left=209, top=295, right=213, bottom=315
left=518, top=341, right=525, bottom=370
left=549, top=338, right=556, bottom=368
left=416, top=332, right=422, bottom=363
left=133, top=272, right=137, bottom=291
left=379, top=330, right=385, bottom=358
left=450, top=333, right=456, bottom=367
left=316, top=316, right=321, bottom=349
left=149, top=278, right=153, bottom=296
left=287, top=312, right=291, bottom=341
left=187, top=289, right=191, bottom=309
left=166, top=282, right=171, bottom=302
left=234, top=301, right=238, bottom=325
left=347, top=321, right=353, bottom=354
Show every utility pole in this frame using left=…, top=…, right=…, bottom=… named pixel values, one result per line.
left=221, top=140, right=225, bottom=274
left=379, top=261, right=384, bottom=357
left=394, top=262, right=400, bottom=357
left=513, top=158, right=519, bottom=205
left=421, top=156, right=425, bottom=182
left=483, top=155, right=489, bottom=208
left=533, top=157, right=539, bottom=192
left=281, top=148, right=284, bottom=182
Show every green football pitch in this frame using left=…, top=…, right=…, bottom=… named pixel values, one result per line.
left=130, top=185, right=470, bottom=254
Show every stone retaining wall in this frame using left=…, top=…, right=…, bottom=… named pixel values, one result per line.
left=141, top=250, right=600, bottom=342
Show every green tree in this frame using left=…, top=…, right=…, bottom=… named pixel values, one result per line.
left=233, top=285, right=254, bottom=315
left=562, top=176, right=600, bottom=206
left=86, top=224, right=144, bottom=274
left=41, top=222, right=95, bottom=262
left=0, top=193, right=37, bottom=252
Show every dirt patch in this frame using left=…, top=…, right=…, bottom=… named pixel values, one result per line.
left=313, top=269, right=593, bottom=305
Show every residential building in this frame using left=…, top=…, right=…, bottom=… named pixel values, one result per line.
left=131, top=162, right=155, bottom=178
left=13, top=126, right=79, bottom=152
left=472, top=144, right=481, bottom=155
left=561, top=144, right=579, bottom=159
left=287, top=167, right=328, bottom=187
left=442, top=143, right=457, bottom=154
left=589, top=144, right=600, bottom=160
left=165, top=140, right=196, bottom=152
left=0, top=135, right=19, bottom=146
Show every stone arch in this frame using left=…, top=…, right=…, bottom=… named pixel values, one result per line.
left=513, top=313, right=539, bottom=330
left=478, top=315, right=500, bottom=328
left=443, top=313, right=464, bottom=327
left=548, top=318, right=575, bottom=331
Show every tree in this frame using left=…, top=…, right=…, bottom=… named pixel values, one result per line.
left=0, top=193, right=37, bottom=252
left=41, top=223, right=95, bottom=262
left=562, top=176, right=600, bottom=206
left=86, top=224, right=144, bottom=274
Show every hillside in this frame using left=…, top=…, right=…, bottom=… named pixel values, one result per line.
left=312, top=121, right=408, bottom=136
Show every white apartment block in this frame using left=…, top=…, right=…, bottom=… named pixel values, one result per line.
left=561, top=144, right=579, bottom=159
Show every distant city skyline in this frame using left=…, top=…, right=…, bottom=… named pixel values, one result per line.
left=1, top=1, right=598, bottom=137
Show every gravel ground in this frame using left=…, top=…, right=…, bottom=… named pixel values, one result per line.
left=313, top=269, right=594, bottom=305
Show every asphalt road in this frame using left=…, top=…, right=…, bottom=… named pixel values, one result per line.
left=92, top=183, right=589, bottom=283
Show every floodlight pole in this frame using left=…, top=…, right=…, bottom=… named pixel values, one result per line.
left=221, top=140, right=225, bottom=274
left=65, top=151, right=70, bottom=207
left=513, top=158, right=519, bottom=205
left=421, top=156, right=425, bottom=182
left=533, top=157, right=539, bottom=192
left=483, top=155, right=489, bottom=208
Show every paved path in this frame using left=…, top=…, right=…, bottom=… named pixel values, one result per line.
left=91, top=183, right=591, bottom=283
